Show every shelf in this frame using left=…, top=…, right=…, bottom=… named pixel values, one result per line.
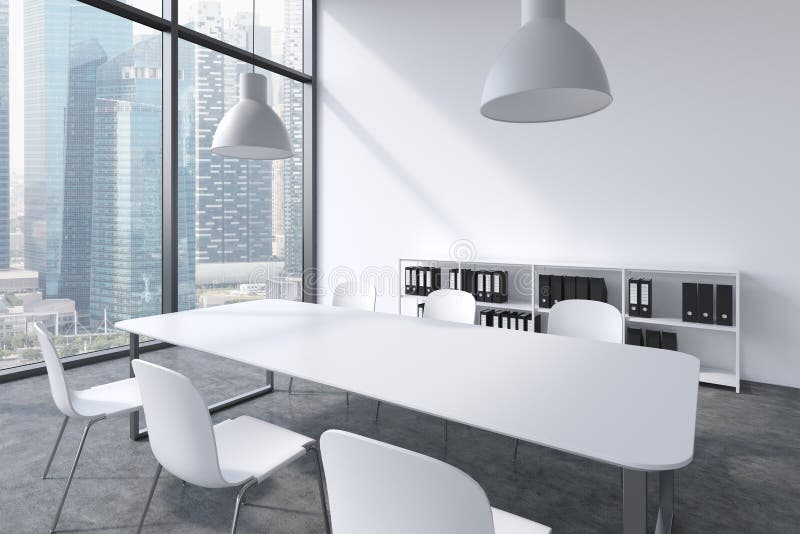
left=700, top=366, right=739, bottom=389
left=625, top=315, right=736, bottom=333
left=402, top=294, right=532, bottom=311
left=625, top=267, right=738, bottom=278
left=475, top=300, right=532, bottom=311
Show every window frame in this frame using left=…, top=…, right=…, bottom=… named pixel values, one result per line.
left=0, top=0, right=316, bottom=382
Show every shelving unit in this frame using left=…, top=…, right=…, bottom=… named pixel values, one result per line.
left=623, top=268, right=740, bottom=392
left=399, top=257, right=741, bottom=392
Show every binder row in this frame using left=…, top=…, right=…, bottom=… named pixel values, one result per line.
left=449, top=268, right=509, bottom=303
left=628, top=278, right=653, bottom=318
left=404, top=266, right=509, bottom=303
left=626, top=327, right=678, bottom=350
left=539, top=275, right=607, bottom=308
left=404, top=267, right=442, bottom=296
left=682, top=283, right=733, bottom=326
left=479, top=310, right=541, bottom=332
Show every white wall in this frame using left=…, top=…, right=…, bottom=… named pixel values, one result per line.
left=316, top=0, right=800, bottom=388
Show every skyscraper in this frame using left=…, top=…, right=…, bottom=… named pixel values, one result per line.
left=280, top=0, right=304, bottom=275
left=89, top=36, right=163, bottom=323
left=0, top=0, right=9, bottom=270
left=189, top=1, right=273, bottom=266
left=24, top=0, right=130, bottom=310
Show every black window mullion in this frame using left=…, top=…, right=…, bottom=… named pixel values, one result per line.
left=162, top=0, right=178, bottom=314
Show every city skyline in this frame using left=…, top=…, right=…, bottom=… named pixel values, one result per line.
left=0, top=0, right=305, bottom=370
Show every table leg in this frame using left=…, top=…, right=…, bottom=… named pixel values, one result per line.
left=655, top=470, right=674, bottom=534
left=622, top=468, right=647, bottom=534
left=129, top=333, right=141, bottom=441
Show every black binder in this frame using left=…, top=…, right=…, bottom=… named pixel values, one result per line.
left=539, top=275, right=552, bottom=308
left=698, top=283, right=714, bottom=324
left=417, top=303, right=425, bottom=318
left=463, top=269, right=474, bottom=295
left=405, top=267, right=414, bottom=295
left=716, top=284, right=733, bottom=326
left=550, top=275, right=564, bottom=307
left=475, top=271, right=486, bottom=301
left=423, top=268, right=432, bottom=295
left=576, top=276, right=590, bottom=300
left=417, top=267, right=428, bottom=296
left=495, top=311, right=509, bottom=329
left=645, top=329, right=661, bottom=348
left=638, top=279, right=652, bottom=318
left=508, top=311, right=519, bottom=330
left=430, top=268, right=442, bottom=293
left=483, top=271, right=493, bottom=302
left=534, top=314, right=542, bottom=333
left=520, top=312, right=533, bottom=331
left=628, top=278, right=640, bottom=316
left=682, top=283, right=698, bottom=322
left=563, top=276, right=576, bottom=300
left=449, top=269, right=459, bottom=290
left=479, top=309, right=495, bottom=327
left=589, top=277, right=608, bottom=302
left=626, top=327, right=644, bottom=346
left=408, top=267, right=418, bottom=296
left=661, top=331, right=678, bottom=351
left=491, top=271, right=508, bottom=303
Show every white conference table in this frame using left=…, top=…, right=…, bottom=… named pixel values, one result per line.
left=117, top=299, right=699, bottom=534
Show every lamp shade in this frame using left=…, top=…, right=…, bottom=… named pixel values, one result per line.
left=212, top=73, right=293, bottom=160
left=481, top=0, right=611, bottom=123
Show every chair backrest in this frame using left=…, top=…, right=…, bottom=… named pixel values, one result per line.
left=131, top=360, right=229, bottom=488
left=547, top=300, right=623, bottom=343
left=320, top=430, right=495, bottom=534
left=33, top=322, right=77, bottom=417
left=423, top=290, right=476, bottom=325
left=331, top=282, right=376, bottom=312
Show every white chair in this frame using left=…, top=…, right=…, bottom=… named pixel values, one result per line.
left=547, top=299, right=623, bottom=344
left=375, top=289, right=476, bottom=441
left=320, top=430, right=551, bottom=534
left=33, top=322, right=142, bottom=534
left=132, top=360, right=330, bottom=534
left=289, top=282, right=376, bottom=403
left=513, top=299, right=623, bottom=461
left=424, top=288, right=477, bottom=324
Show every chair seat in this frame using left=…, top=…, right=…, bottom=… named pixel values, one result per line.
left=492, top=507, right=551, bottom=534
left=71, top=378, right=142, bottom=418
left=214, top=416, right=314, bottom=485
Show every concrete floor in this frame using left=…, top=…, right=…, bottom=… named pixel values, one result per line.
left=1, top=346, right=798, bottom=533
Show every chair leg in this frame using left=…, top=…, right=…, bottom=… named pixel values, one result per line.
left=137, top=463, right=162, bottom=534
left=288, top=377, right=294, bottom=395
left=50, top=415, right=105, bottom=533
left=231, top=479, right=257, bottom=534
left=513, top=439, right=520, bottom=462
left=444, top=420, right=449, bottom=442
left=309, top=445, right=332, bottom=534
left=374, top=401, right=382, bottom=421
left=43, top=416, right=69, bottom=479
left=346, top=391, right=350, bottom=407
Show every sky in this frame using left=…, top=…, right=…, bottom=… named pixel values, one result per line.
left=7, top=0, right=289, bottom=177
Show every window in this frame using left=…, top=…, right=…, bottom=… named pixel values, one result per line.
left=0, top=0, right=312, bottom=373
left=178, top=42, right=305, bottom=310
left=179, top=0, right=304, bottom=73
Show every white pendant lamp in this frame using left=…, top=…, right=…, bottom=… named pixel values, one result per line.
left=212, top=0, right=292, bottom=160
left=481, top=0, right=611, bottom=123
left=211, top=72, right=293, bottom=160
